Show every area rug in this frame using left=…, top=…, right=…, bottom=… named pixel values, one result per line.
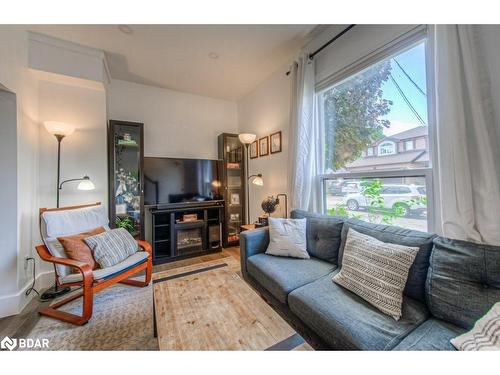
left=25, top=280, right=158, bottom=350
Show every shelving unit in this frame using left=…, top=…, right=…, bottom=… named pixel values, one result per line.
left=218, top=133, right=246, bottom=247
left=150, top=202, right=224, bottom=265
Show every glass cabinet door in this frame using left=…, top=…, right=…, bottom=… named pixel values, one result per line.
left=108, top=120, right=144, bottom=239
left=218, top=133, right=245, bottom=247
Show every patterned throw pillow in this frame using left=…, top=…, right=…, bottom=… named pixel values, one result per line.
left=85, top=228, right=138, bottom=268
left=265, top=217, right=309, bottom=259
left=451, top=302, right=500, bottom=350
left=58, top=226, right=105, bottom=272
left=333, top=228, right=419, bottom=320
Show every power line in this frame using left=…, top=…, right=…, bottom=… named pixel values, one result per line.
left=389, top=74, right=426, bottom=125
left=393, top=58, right=427, bottom=96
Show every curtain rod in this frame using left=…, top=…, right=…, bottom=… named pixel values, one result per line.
left=286, top=24, right=356, bottom=76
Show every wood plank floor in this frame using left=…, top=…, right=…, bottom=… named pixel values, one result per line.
left=0, top=247, right=240, bottom=342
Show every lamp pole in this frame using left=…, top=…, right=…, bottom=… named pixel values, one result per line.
left=244, top=143, right=250, bottom=224
left=55, top=134, right=64, bottom=208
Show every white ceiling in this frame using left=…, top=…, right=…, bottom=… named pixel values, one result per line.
left=29, top=25, right=319, bottom=101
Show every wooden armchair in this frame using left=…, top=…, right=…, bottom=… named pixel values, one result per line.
left=36, top=202, right=152, bottom=326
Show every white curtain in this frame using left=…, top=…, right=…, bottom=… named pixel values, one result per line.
left=433, top=25, right=500, bottom=245
left=288, top=53, right=323, bottom=212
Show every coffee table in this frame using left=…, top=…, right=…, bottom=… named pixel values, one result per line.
left=153, top=258, right=311, bottom=350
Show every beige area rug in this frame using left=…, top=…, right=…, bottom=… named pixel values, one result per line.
left=25, top=280, right=158, bottom=350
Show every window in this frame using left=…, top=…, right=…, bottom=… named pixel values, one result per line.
left=320, top=37, right=432, bottom=231
left=378, top=141, right=396, bottom=155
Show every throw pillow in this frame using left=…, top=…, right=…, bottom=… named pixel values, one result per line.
left=265, top=217, right=309, bottom=259
left=85, top=228, right=139, bottom=268
left=333, top=228, right=419, bottom=320
left=57, top=226, right=106, bottom=273
left=451, top=302, right=500, bottom=350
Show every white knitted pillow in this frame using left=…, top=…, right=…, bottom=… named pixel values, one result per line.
left=451, top=302, right=500, bottom=350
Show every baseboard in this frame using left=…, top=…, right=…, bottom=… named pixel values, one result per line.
left=0, top=270, right=54, bottom=319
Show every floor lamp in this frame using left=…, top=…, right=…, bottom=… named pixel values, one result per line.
left=238, top=133, right=264, bottom=224
left=42, top=122, right=95, bottom=300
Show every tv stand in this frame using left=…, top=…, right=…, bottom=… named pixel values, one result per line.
left=147, top=201, right=224, bottom=265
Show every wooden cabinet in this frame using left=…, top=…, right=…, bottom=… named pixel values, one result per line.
left=108, top=120, right=144, bottom=239
left=218, top=133, right=246, bottom=247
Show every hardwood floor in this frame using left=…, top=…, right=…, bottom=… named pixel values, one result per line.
left=0, top=247, right=240, bottom=342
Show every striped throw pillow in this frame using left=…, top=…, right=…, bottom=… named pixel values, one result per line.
left=85, top=228, right=138, bottom=268
left=333, top=228, right=419, bottom=320
left=451, top=302, right=500, bottom=350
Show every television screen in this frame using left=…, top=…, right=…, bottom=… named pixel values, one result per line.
left=144, top=157, right=223, bottom=206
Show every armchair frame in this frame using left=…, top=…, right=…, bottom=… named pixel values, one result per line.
left=36, top=203, right=152, bottom=326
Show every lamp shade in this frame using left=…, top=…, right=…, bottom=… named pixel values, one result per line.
left=238, top=133, right=257, bottom=145
left=44, top=121, right=75, bottom=137
left=252, top=175, right=264, bottom=186
left=77, top=176, right=95, bottom=191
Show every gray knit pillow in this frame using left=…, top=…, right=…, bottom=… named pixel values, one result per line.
left=85, top=228, right=138, bottom=268
left=333, top=228, right=419, bottom=320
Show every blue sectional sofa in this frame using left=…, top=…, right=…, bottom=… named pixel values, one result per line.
left=240, top=210, right=500, bottom=350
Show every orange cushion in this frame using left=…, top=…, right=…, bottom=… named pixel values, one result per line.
left=58, top=227, right=105, bottom=273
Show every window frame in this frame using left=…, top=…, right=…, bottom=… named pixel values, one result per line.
left=317, top=26, right=436, bottom=232
left=378, top=141, right=396, bottom=156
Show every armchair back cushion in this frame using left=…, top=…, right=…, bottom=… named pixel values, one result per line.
left=40, top=204, right=109, bottom=277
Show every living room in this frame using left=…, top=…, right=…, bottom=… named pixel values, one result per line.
left=1, top=0, right=499, bottom=373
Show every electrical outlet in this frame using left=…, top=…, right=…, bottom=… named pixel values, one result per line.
left=24, top=257, right=30, bottom=270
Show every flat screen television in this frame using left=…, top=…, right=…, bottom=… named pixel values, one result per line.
left=144, top=157, right=223, bottom=206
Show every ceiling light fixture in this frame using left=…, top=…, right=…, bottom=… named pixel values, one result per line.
left=118, top=25, right=133, bottom=35
left=208, top=52, right=219, bottom=59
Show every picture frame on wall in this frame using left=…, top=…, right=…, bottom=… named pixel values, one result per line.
left=270, top=131, right=282, bottom=154
left=230, top=193, right=240, bottom=205
left=259, top=136, right=269, bottom=156
left=250, top=140, right=258, bottom=159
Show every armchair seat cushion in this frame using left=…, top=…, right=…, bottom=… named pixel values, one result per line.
left=61, top=251, right=149, bottom=284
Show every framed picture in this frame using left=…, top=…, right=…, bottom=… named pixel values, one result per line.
left=259, top=136, right=269, bottom=156
left=270, top=131, right=282, bottom=154
left=250, top=140, right=258, bottom=159
left=230, top=193, right=240, bottom=205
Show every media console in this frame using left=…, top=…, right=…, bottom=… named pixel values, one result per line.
left=146, top=201, right=224, bottom=265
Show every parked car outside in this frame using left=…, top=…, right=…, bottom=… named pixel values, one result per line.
left=342, top=184, right=426, bottom=217
left=327, top=180, right=362, bottom=196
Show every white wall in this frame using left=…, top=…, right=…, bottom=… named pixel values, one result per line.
left=37, top=79, right=108, bottom=216
left=107, top=79, right=238, bottom=159
left=0, top=27, right=41, bottom=317
left=237, top=64, right=291, bottom=222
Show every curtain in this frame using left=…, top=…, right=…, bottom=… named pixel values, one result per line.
left=433, top=25, right=500, bottom=245
left=288, top=53, right=323, bottom=212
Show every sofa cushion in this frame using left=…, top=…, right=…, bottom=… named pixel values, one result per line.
left=339, top=218, right=436, bottom=303
left=426, top=237, right=500, bottom=330
left=61, top=251, right=149, bottom=284
left=291, top=210, right=345, bottom=264
left=392, top=318, right=465, bottom=351
left=288, top=271, right=429, bottom=350
left=247, top=253, right=336, bottom=304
